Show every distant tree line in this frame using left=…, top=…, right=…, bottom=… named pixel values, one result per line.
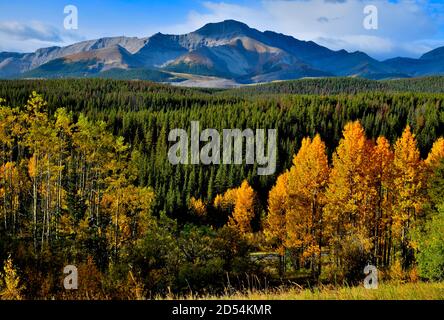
left=228, top=76, right=444, bottom=95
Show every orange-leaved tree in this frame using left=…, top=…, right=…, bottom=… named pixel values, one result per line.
left=286, top=135, right=329, bottom=277
left=324, top=121, right=375, bottom=275
left=265, top=171, right=289, bottom=256
left=370, top=136, right=395, bottom=266
left=425, top=137, right=444, bottom=169
left=215, top=180, right=256, bottom=234
left=392, top=125, right=425, bottom=269
left=229, top=180, right=256, bottom=234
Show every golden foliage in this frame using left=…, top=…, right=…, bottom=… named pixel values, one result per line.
left=189, top=197, right=207, bottom=217
left=0, top=256, right=24, bottom=300
left=425, top=137, right=444, bottom=168
left=286, top=135, right=329, bottom=262
left=264, top=171, right=289, bottom=255
left=229, top=180, right=256, bottom=234
left=323, top=121, right=375, bottom=264
left=215, top=180, right=256, bottom=234
left=392, top=125, right=424, bottom=238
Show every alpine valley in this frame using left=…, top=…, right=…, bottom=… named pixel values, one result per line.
left=2, top=20, right=444, bottom=87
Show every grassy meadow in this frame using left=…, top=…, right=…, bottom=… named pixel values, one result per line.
left=169, top=282, right=444, bottom=300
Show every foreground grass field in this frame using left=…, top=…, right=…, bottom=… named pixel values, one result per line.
left=171, top=282, right=444, bottom=300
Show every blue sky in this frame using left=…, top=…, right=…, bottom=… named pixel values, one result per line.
left=1, top=0, right=443, bottom=60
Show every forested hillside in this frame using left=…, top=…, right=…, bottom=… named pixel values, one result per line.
left=0, top=78, right=443, bottom=299
left=0, top=79, right=443, bottom=219
left=229, top=76, right=444, bottom=95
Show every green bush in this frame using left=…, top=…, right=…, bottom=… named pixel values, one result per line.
left=416, top=205, right=444, bottom=281
left=415, top=160, right=444, bottom=281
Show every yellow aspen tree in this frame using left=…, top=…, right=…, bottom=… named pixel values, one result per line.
left=0, top=163, right=20, bottom=234
left=103, top=135, right=130, bottom=261
left=371, top=137, right=394, bottom=266
left=213, top=194, right=225, bottom=209
left=120, top=185, right=155, bottom=241
left=0, top=256, right=24, bottom=300
left=424, top=137, right=444, bottom=210
left=24, top=93, right=61, bottom=250
left=392, top=125, right=425, bottom=269
left=216, top=181, right=256, bottom=234
left=214, top=188, right=237, bottom=211
left=0, top=106, right=23, bottom=234
left=189, top=197, right=207, bottom=217
left=228, top=180, right=256, bottom=234
left=133, top=187, right=156, bottom=238
left=265, top=171, right=289, bottom=255
left=0, top=106, right=15, bottom=160
left=28, top=153, right=39, bottom=249
left=54, top=108, right=72, bottom=227
left=286, top=135, right=329, bottom=276
left=425, top=137, right=444, bottom=168
left=324, top=121, right=374, bottom=272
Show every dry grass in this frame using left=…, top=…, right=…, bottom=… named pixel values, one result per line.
left=165, top=282, right=444, bottom=300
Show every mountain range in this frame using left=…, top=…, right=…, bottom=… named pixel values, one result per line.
left=1, top=20, right=444, bottom=87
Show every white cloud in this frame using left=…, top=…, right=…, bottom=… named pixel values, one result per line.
left=162, top=0, right=444, bottom=59
left=0, top=21, right=86, bottom=52
left=1, top=1, right=443, bottom=58
left=0, top=21, right=63, bottom=42
left=160, top=2, right=271, bottom=35
left=317, top=35, right=394, bottom=55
